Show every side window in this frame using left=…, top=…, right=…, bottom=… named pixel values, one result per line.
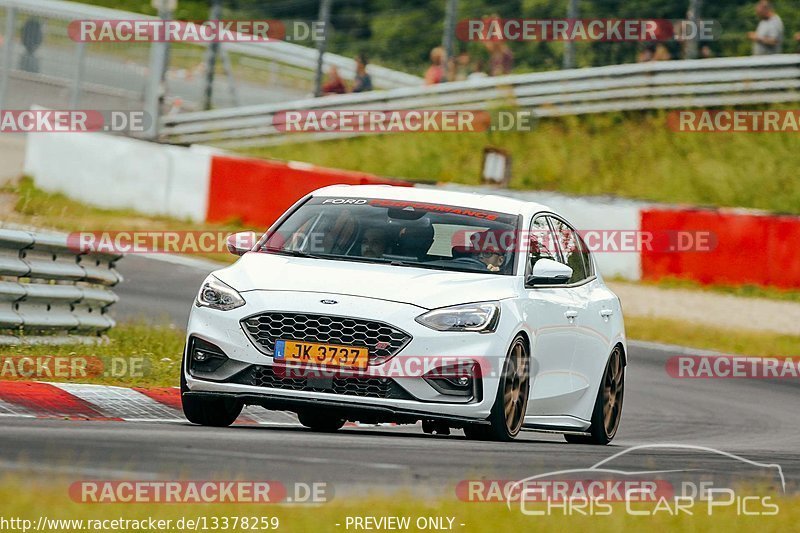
left=526, top=216, right=559, bottom=278
left=550, top=218, right=591, bottom=283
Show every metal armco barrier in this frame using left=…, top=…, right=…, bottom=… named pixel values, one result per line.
left=0, top=229, right=122, bottom=345
left=160, top=54, right=800, bottom=147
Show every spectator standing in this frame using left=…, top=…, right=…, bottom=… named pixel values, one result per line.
left=653, top=43, right=672, bottom=61
left=467, top=59, right=488, bottom=80
left=424, top=47, right=445, bottom=85
left=485, top=40, right=513, bottom=76
left=637, top=43, right=656, bottom=62
left=352, top=54, right=373, bottom=93
left=748, top=1, right=783, bottom=55
left=321, top=66, right=347, bottom=95
left=447, top=52, right=471, bottom=81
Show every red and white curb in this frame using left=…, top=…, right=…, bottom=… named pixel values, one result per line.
left=0, top=381, right=399, bottom=429
left=0, top=381, right=295, bottom=425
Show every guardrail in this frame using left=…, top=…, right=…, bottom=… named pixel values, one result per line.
left=160, top=54, right=800, bottom=148
left=0, top=229, right=123, bottom=345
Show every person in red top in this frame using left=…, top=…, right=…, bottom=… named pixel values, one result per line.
left=322, top=66, right=347, bottom=95
left=424, top=47, right=445, bottom=85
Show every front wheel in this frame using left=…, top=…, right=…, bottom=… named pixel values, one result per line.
left=298, top=412, right=346, bottom=432
left=181, top=361, right=242, bottom=427
left=464, top=336, right=530, bottom=442
left=565, top=345, right=625, bottom=445
left=181, top=392, right=243, bottom=427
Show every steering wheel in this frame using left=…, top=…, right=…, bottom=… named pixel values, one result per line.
left=452, top=256, right=490, bottom=270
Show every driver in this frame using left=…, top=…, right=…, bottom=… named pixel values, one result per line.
left=476, top=249, right=506, bottom=272
left=453, top=229, right=513, bottom=272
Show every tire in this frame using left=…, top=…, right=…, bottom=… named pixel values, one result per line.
left=298, top=412, right=346, bottom=432
left=464, top=336, right=530, bottom=442
left=564, top=345, right=625, bottom=445
left=180, top=358, right=243, bottom=427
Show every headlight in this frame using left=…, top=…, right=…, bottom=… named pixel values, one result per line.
left=415, top=302, right=500, bottom=332
left=195, top=276, right=245, bottom=311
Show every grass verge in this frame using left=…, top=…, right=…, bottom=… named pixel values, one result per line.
left=0, top=478, right=796, bottom=533
left=625, top=316, right=800, bottom=357
left=0, top=322, right=185, bottom=387
left=245, top=109, right=800, bottom=215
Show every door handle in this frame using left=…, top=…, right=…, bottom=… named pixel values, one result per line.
left=564, top=310, right=578, bottom=321
left=600, top=309, right=614, bottom=317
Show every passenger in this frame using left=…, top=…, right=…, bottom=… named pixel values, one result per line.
left=361, top=227, right=389, bottom=258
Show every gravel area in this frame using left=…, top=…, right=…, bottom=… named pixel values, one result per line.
left=609, top=281, right=800, bottom=336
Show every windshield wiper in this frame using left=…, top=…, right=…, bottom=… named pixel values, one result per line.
left=264, top=248, right=324, bottom=259
left=263, top=249, right=500, bottom=274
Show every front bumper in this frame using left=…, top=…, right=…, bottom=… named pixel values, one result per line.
left=185, top=290, right=519, bottom=422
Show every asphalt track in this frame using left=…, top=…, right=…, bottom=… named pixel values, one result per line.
left=1, top=254, right=798, bottom=495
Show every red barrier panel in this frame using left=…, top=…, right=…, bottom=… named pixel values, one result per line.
left=207, top=155, right=411, bottom=227
left=641, top=208, right=800, bottom=289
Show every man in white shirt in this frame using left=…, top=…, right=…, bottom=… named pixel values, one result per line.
left=748, top=0, right=784, bottom=55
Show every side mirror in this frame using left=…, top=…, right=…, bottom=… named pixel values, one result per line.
left=526, top=258, right=573, bottom=286
left=226, top=231, right=258, bottom=256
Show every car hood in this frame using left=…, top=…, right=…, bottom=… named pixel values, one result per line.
left=213, top=252, right=520, bottom=310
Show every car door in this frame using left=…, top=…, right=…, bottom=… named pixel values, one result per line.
left=523, top=215, right=581, bottom=418
left=549, top=216, right=618, bottom=421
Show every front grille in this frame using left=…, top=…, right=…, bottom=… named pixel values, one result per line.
left=231, top=365, right=413, bottom=400
left=241, top=312, right=411, bottom=364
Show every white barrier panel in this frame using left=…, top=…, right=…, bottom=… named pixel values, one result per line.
left=432, top=184, right=645, bottom=280
left=23, top=132, right=214, bottom=222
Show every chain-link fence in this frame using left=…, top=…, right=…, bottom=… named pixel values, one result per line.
left=0, top=2, right=151, bottom=114
left=0, top=0, right=422, bottom=139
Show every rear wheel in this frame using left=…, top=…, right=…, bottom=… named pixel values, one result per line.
left=564, top=345, right=625, bottom=445
left=298, top=412, right=346, bottom=432
left=464, top=336, right=530, bottom=441
left=181, top=356, right=243, bottom=427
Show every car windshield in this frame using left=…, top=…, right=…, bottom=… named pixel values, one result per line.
left=260, top=196, right=520, bottom=276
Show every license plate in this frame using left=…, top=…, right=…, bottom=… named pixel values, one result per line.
left=273, top=340, right=369, bottom=370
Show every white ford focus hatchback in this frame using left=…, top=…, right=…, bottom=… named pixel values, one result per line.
left=182, top=185, right=626, bottom=443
